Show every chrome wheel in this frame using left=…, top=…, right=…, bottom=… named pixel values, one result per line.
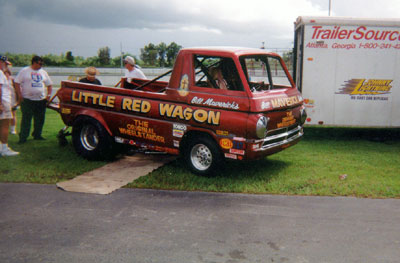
left=80, top=124, right=99, bottom=151
left=190, top=143, right=212, bottom=171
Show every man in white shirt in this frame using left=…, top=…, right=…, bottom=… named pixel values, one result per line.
left=14, top=56, right=53, bottom=143
left=0, top=55, right=19, bottom=156
left=124, top=56, right=147, bottom=80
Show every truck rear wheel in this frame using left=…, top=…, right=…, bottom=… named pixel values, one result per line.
left=72, top=117, right=115, bottom=160
left=185, top=136, right=223, bottom=176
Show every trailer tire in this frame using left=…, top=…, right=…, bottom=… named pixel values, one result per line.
left=184, top=136, right=223, bottom=176
left=72, top=117, right=115, bottom=160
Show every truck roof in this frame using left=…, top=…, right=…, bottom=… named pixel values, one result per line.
left=181, top=46, right=279, bottom=57
left=295, top=16, right=400, bottom=29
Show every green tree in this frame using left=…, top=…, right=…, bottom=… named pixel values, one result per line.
left=82, top=56, right=100, bottom=67
left=157, top=42, right=167, bottom=67
left=42, top=53, right=61, bottom=66
left=166, top=42, right=182, bottom=67
left=5, top=53, right=32, bottom=67
left=140, top=43, right=158, bottom=66
left=98, top=46, right=111, bottom=66
left=66, top=51, right=74, bottom=62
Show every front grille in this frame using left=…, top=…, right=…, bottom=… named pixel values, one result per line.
left=261, top=125, right=303, bottom=150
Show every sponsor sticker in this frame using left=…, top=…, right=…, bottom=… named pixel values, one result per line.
left=230, top=149, right=245, bottom=155
left=61, top=107, right=71, bottom=114
left=216, top=130, right=229, bottom=136
left=261, top=101, right=270, bottom=110
left=172, top=123, right=186, bottom=138
left=173, top=123, right=187, bottom=131
left=114, top=136, right=124, bottom=143
left=224, top=153, right=237, bottom=159
left=252, top=144, right=260, bottom=150
left=173, top=129, right=184, bottom=138
left=220, top=138, right=233, bottom=149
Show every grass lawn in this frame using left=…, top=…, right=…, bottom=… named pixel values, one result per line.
left=1, top=109, right=399, bottom=198
left=0, top=110, right=107, bottom=184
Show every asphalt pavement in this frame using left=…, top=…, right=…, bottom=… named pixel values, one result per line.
left=0, top=183, right=399, bottom=263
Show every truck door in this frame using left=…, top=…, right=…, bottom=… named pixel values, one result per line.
left=188, top=54, right=250, bottom=138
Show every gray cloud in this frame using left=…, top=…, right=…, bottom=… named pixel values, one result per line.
left=2, top=0, right=228, bottom=32
left=2, top=0, right=399, bottom=58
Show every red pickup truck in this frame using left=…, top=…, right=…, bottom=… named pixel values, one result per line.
left=52, top=47, right=306, bottom=175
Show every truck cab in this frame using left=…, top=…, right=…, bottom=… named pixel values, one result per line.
left=54, top=47, right=306, bottom=175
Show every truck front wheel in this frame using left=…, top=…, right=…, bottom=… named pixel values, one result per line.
left=72, top=117, right=115, bottom=160
left=185, top=136, right=223, bottom=176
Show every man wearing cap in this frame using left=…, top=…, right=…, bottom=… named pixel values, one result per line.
left=14, top=56, right=53, bottom=143
left=79, top=66, right=102, bottom=85
left=0, top=55, right=19, bottom=156
left=124, top=56, right=147, bottom=80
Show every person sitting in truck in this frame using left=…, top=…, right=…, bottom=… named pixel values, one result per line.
left=124, top=56, right=147, bottom=80
left=79, top=67, right=102, bottom=85
left=208, top=66, right=228, bottom=90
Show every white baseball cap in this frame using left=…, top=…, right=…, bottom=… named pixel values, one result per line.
left=124, top=56, right=135, bottom=66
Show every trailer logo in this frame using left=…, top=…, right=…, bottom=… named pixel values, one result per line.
left=337, top=79, right=393, bottom=96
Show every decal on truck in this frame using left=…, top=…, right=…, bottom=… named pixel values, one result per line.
left=159, top=103, right=221, bottom=125
left=172, top=123, right=187, bottom=138
left=118, top=120, right=165, bottom=143
left=191, top=96, right=239, bottom=110
left=271, top=96, right=302, bottom=108
left=72, top=91, right=116, bottom=108
left=219, top=138, right=233, bottom=149
left=277, top=111, right=296, bottom=128
left=178, top=74, right=189, bottom=96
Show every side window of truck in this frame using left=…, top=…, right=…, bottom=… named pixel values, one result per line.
left=193, top=55, right=243, bottom=91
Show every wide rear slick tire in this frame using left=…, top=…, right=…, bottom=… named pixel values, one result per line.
left=72, top=117, right=115, bottom=160
left=184, top=136, right=223, bottom=176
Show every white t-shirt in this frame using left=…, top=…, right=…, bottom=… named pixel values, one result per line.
left=124, top=67, right=147, bottom=80
left=15, top=66, right=53, bottom=101
left=0, top=70, right=12, bottom=104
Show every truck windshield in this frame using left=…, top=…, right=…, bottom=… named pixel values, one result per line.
left=240, top=55, right=292, bottom=92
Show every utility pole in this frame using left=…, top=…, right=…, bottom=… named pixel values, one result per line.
left=120, top=42, right=124, bottom=74
left=329, top=0, right=332, bottom=16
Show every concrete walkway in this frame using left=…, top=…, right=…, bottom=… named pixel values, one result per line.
left=0, top=183, right=399, bottom=263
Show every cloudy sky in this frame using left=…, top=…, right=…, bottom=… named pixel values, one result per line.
left=1, top=0, right=400, bottom=58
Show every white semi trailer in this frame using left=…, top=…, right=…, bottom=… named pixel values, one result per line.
left=293, top=16, right=400, bottom=127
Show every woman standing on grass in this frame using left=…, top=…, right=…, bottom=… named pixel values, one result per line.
left=0, top=55, right=20, bottom=156
left=4, top=67, right=19, bottom=135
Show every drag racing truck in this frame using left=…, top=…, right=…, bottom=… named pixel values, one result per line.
left=50, top=47, right=306, bottom=175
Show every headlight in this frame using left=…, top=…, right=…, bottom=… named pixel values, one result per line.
left=300, top=107, right=307, bottom=125
left=256, top=116, right=269, bottom=139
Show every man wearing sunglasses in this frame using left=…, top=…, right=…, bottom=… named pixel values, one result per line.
left=14, top=56, right=53, bottom=143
